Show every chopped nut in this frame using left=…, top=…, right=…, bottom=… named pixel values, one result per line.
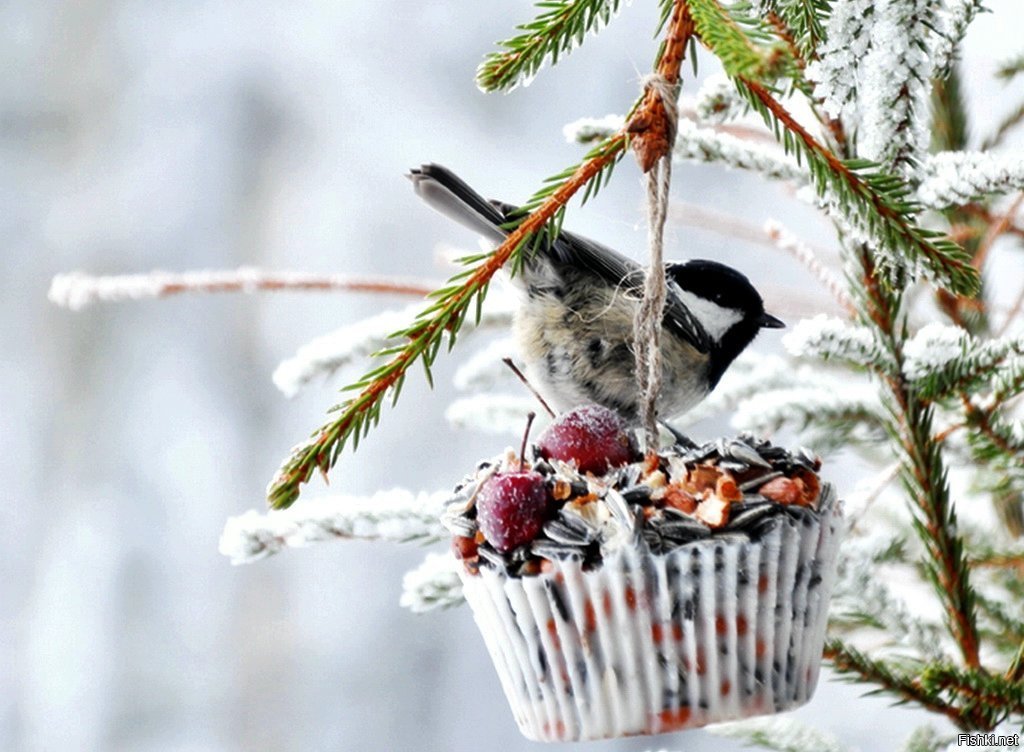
left=663, top=486, right=698, bottom=514
left=794, top=469, right=821, bottom=507
left=759, top=477, right=801, bottom=505
left=685, top=465, right=722, bottom=496
left=715, top=474, right=742, bottom=503
left=695, top=495, right=730, bottom=527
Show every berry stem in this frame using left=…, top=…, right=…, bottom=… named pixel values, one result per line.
left=520, top=411, right=536, bottom=473
left=502, top=357, right=556, bottom=418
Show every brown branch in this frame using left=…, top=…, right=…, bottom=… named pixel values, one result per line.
left=627, top=1, right=694, bottom=172
left=974, top=193, right=1024, bottom=271
left=49, top=269, right=437, bottom=311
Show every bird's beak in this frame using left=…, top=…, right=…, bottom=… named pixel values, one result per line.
left=758, top=312, right=785, bottom=329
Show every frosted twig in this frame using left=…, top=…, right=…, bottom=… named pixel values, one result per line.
left=673, top=117, right=806, bottom=182
left=694, top=73, right=747, bottom=124
left=706, top=716, right=849, bottom=752
left=399, top=552, right=465, bottom=613
left=833, top=537, right=947, bottom=660
left=218, top=489, right=449, bottom=564
left=273, top=294, right=516, bottom=397
left=48, top=268, right=434, bottom=311
left=932, top=0, right=988, bottom=78
left=806, top=0, right=876, bottom=124
left=858, top=0, right=935, bottom=171
left=915, top=152, right=1024, bottom=209
left=783, top=314, right=897, bottom=373
left=764, top=219, right=855, bottom=315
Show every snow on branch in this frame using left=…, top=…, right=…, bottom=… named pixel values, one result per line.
left=806, top=0, right=876, bottom=124
left=903, top=323, right=1024, bottom=401
left=694, top=73, right=748, bottom=124
left=562, top=114, right=626, bottom=144
left=783, top=314, right=897, bottom=373
left=273, top=295, right=516, bottom=397
left=673, top=117, right=805, bottom=182
left=452, top=337, right=519, bottom=391
left=858, top=0, right=936, bottom=171
left=48, top=268, right=433, bottom=311
left=400, top=552, right=465, bottom=613
left=731, top=384, right=886, bottom=450
left=218, top=489, right=449, bottom=564
left=832, top=536, right=946, bottom=660
left=915, top=152, right=1024, bottom=210
left=932, top=0, right=989, bottom=78
left=706, top=716, right=849, bottom=752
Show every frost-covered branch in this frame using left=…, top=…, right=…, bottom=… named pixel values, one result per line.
left=915, top=152, right=1024, bottom=210
left=706, top=716, right=849, bottom=752
left=783, top=314, right=897, bottom=373
left=903, top=324, right=1024, bottom=401
left=273, top=296, right=515, bottom=398
left=48, top=268, right=433, bottom=311
left=858, top=0, right=936, bottom=172
left=832, top=536, right=947, bottom=660
left=218, top=489, right=449, bottom=564
left=932, top=0, right=989, bottom=78
left=805, top=0, right=875, bottom=124
left=399, top=552, right=465, bottom=613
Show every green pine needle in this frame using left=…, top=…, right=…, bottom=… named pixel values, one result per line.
left=476, top=0, right=622, bottom=92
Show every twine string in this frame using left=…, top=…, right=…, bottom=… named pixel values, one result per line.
left=633, top=73, right=680, bottom=454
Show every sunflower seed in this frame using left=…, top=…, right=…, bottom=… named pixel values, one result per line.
left=443, top=514, right=478, bottom=538
left=621, top=485, right=652, bottom=504
left=659, top=519, right=712, bottom=542
left=727, top=440, right=773, bottom=468
left=739, top=471, right=783, bottom=492
left=557, top=509, right=599, bottom=538
left=543, top=519, right=593, bottom=545
left=477, top=545, right=508, bottom=571
left=605, top=489, right=636, bottom=534
left=726, top=502, right=780, bottom=531
left=531, top=541, right=586, bottom=560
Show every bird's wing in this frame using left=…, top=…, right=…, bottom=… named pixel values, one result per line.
left=411, top=163, right=711, bottom=354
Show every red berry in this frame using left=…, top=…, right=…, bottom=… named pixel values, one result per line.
left=476, top=471, right=548, bottom=552
left=537, top=405, right=635, bottom=475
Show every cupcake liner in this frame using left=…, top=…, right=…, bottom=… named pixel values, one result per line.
left=458, top=484, right=843, bottom=742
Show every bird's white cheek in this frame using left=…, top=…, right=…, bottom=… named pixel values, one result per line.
left=675, top=289, right=744, bottom=342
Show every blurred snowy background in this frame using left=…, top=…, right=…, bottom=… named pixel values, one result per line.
left=4, top=1, right=1021, bottom=750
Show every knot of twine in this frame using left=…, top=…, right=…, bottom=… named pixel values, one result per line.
left=633, top=73, right=680, bottom=455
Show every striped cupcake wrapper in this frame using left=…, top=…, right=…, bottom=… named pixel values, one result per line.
left=459, top=484, right=843, bottom=742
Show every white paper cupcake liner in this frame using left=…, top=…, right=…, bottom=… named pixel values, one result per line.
left=459, top=484, right=843, bottom=742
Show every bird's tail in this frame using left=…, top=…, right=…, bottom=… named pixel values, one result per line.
left=407, top=164, right=511, bottom=245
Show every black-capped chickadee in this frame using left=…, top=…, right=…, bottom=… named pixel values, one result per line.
left=408, top=163, right=784, bottom=423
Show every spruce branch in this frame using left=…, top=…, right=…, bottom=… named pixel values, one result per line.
left=273, top=297, right=515, bottom=398
left=759, top=0, right=829, bottom=60
left=476, top=0, right=622, bottom=92
left=902, top=324, right=1024, bottom=403
left=932, top=0, right=990, bottom=79
left=996, top=52, right=1024, bottom=82
left=916, top=152, right=1024, bottom=210
left=707, top=716, right=849, bottom=752
left=783, top=314, right=896, bottom=373
left=736, top=79, right=980, bottom=295
left=218, top=490, right=449, bottom=564
left=687, top=0, right=787, bottom=79
left=400, top=552, right=465, bottom=613
left=48, top=268, right=435, bottom=311
left=824, top=638, right=997, bottom=731
left=265, top=135, right=629, bottom=508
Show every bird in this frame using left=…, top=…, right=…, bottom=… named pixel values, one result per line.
left=408, top=163, right=784, bottom=423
